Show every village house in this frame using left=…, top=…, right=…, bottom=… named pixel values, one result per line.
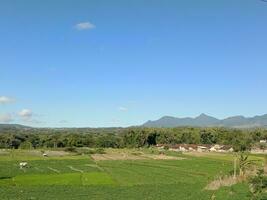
left=156, top=144, right=234, bottom=153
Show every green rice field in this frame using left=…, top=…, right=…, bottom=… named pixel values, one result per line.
left=0, top=149, right=262, bottom=200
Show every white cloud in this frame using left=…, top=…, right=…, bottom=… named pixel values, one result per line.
left=118, top=107, right=128, bottom=111
left=0, top=113, right=14, bottom=123
left=0, top=96, right=15, bottom=104
left=75, top=22, right=95, bottom=31
left=18, top=109, right=33, bottom=121
left=17, top=109, right=45, bottom=125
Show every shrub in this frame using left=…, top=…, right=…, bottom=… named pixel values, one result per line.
left=64, top=147, right=77, bottom=153
left=19, top=141, right=33, bottom=150
left=78, top=148, right=106, bottom=155
left=164, top=146, right=169, bottom=150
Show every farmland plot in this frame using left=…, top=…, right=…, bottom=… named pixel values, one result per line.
left=0, top=149, right=259, bottom=200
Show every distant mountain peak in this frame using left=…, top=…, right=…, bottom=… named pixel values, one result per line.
left=196, top=113, right=212, bottom=119
left=161, top=116, right=175, bottom=119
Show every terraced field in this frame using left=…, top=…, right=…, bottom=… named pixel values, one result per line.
left=0, top=149, right=260, bottom=199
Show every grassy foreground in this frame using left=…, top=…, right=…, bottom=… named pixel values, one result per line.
left=0, top=149, right=262, bottom=200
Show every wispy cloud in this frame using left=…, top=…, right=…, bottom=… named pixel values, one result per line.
left=18, top=109, right=33, bottom=121
left=0, top=96, right=15, bottom=104
left=75, top=22, right=95, bottom=31
left=118, top=107, right=128, bottom=112
left=0, top=113, right=14, bottom=123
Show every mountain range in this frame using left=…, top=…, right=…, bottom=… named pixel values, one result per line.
left=142, top=113, right=267, bottom=128
left=1, top=114, right=267, bottom=129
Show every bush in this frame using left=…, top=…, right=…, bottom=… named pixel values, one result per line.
left=249, top=169, right=267, bottom=200
left=164, top=146, right=169, bottom=150
left=77, top=148, right=106, bottom=155
left=19, top=141, right=33, bottom=150
left=64, top=147, right=77, bottom=153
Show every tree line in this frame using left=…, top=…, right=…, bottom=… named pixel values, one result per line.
left=0, top=127, right=267, bottom=151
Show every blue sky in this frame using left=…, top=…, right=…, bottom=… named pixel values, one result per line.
left=0, top=0, right=267, bottom=127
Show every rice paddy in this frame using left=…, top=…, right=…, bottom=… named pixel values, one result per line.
left=0, top=148, right=261, bottom=199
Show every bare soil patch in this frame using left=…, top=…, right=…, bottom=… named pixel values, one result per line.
left=141, top=154, right=184, bottom=160
left=91, top=152, right=184, bottom=161
left=91, top=153, right=142, bottom=161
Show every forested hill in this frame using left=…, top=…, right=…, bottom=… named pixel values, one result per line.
left=0, top=124, right=30, bottom=130
left=143, top=113, right=267, bottom=128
